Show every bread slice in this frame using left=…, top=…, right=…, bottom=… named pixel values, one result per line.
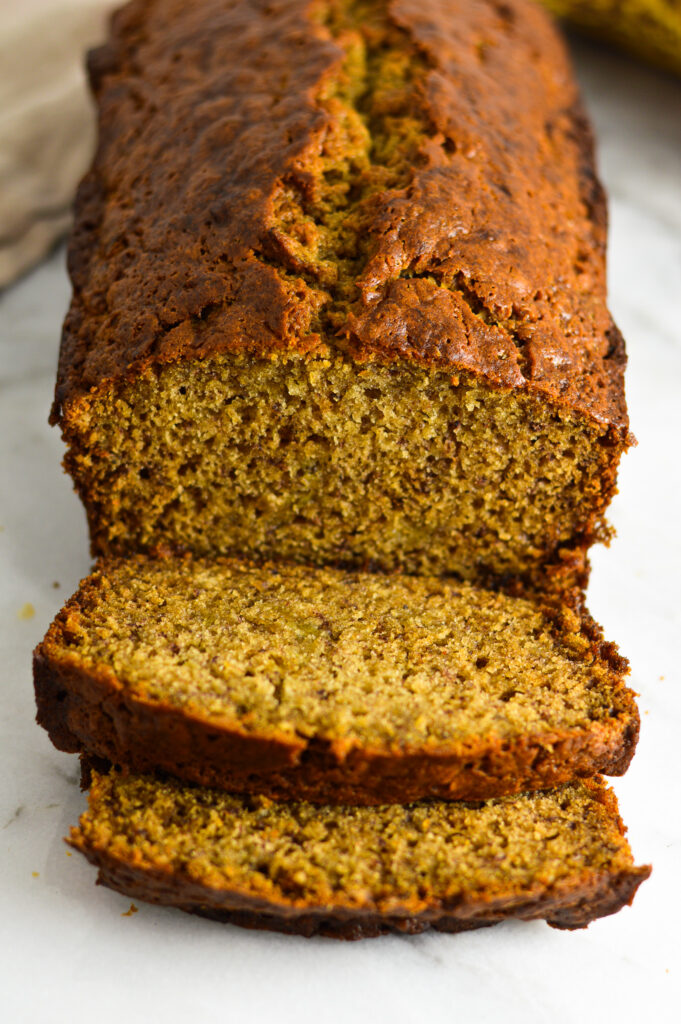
left=35, top=557, right=639, bottom=804
left=53, top=0, right=630, bottom=588
left=68, top=768, right=650, bottom=939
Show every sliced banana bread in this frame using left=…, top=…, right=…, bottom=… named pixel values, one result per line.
left=35, top=557, right=639, bottom=804
left=53, top=0, right=629, bottom=586
left=68, top=768, right=650, bottom=939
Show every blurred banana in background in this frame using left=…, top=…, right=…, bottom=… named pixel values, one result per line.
left=543, top=0, right=681, bottom=75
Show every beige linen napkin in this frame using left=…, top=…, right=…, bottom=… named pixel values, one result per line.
left=0, top=0, right=115, bottom=288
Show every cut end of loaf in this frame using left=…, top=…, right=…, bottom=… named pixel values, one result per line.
left=61, top=354, right=623, bottom=580
left=54, top=0, right=630, bottom=582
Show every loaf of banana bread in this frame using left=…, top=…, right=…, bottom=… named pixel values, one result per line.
left=35, top=556, right=639, bottom=804
left=53, top=0, right=630, bottom=585
left=68, top=768, right=650, bottom=939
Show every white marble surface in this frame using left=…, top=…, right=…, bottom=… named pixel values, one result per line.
left=1, top=36, right=680, bottom=1024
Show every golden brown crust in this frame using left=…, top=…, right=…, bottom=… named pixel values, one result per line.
left=34, top=557, right=640, bottom=805
left=53, top=0, right=628, bottom=438
left=68, top=773, right=650, bottom=939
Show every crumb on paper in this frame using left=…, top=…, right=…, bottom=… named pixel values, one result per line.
left=18, top=603, right=35, bottom=620
left=52, top=581, right=60, bottom=589
left=66, top=851, right=72, bottom=857
left=32, top=872, right=39, bottom=878
left=122, top=904, right=138, bottom=917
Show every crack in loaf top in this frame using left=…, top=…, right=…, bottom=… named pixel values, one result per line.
left=54, top=0, right=628, bottom=432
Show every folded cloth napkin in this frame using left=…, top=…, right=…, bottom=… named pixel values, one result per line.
left=0, top=0, right=115, bottom=288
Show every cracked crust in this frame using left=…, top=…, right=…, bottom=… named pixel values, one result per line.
left=53, top=0, right=628, bottom=438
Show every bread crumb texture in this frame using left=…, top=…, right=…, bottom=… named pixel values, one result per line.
left=70, top=769, right=647, bottom=915
left=45, top=557, right=633, bottom=749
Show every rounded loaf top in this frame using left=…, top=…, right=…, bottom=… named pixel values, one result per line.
left=55, top=0, right=627, bottom=434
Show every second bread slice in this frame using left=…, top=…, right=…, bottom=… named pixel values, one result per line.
left=35, top=556, right=639, bottom=804
left=69, top=769, right=650, bottom=939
